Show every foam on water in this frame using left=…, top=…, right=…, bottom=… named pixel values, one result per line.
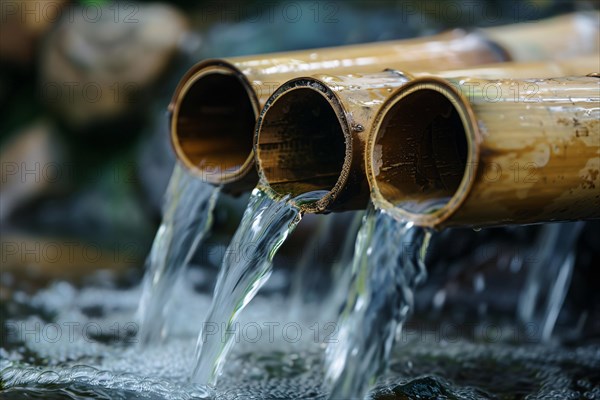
left=376, top=334, right=600, bottom=400
left=136, top=163, right=219, bottom=345
left=1, top=362, right=212, bottom=400
left=2, top=266, right=599, bottom=399
left=2, top=177, right=596, bottom=399
left=1, top=270, right=328, bottom=398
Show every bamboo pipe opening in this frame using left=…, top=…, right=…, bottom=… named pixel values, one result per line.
left=255, top=80, right=349, bottom=213
left=170, top=63, right=258, bottom=185
left=368, top=78, right=478, bottom=227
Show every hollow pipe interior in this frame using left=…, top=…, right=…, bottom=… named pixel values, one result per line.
left=369, top=81, right=477, bottom=224
left=171, top=66, right=257, bottom=184
left=255, top=84, right=349, bottom=212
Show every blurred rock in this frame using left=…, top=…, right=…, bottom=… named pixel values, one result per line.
left=0, top=120, right=67, bottom=222
left=0, top=0, right=69, bottom=66
left=40, top=2, right=189, bottom=130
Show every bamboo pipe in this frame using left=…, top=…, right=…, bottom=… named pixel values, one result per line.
left=254, top=57, right=599, bottom=213
left=414, top=56, right=600, bottom=81
left=482, top=11, right=599, bottom=62
left=169, top=12, right=599, bottom=192
left=255, top=71, right=412, bottom=213
left=366, top=76, right=600, bottom=228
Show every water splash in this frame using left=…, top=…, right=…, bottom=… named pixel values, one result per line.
left=325, top=206, right=431, bottom=399
left=192, top=188, right=326, bottom=385
left=2, top=219, right=598, bottom=399
left=517, top=222, right=584, bottom=342
left=136, top=163, right=219, bottom=345
left=1, top=362, right=212, bottom=400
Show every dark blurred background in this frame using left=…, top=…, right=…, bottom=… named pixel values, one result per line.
left=1, top=1, right=599, bottom=338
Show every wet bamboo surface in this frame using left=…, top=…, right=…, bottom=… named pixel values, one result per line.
left=414, top=56, right=600, bottom=81
left=255, top=58, right=599, bottom=213
left=255, top=71, right=412, bottom=213
left=170, top=30, right=503, bottom=192
left=169, top=12, right=599, bottom=192
left=367, top=76, right=600, bottom=228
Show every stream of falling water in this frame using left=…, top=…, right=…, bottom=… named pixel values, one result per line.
left=517, top=222, right=584, bottom=342
left=325, top=205, right=431, bottom=399
left=2, top=203, right=598, bottom=398
left=289, top=211, right=364, bottom=321
left=136, top=163, right=219, bottom=345
left=192, top=187, right=327, bottom=385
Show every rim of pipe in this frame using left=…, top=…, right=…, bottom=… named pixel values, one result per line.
left=168, top=60, right=260, bottom=185
left=366, top=77, right=480, bottom=228
left=254, top=77, right=351, bottom=214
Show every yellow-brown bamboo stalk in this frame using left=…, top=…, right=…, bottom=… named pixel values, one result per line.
left=367, top=76, right=600, bottom=228
left=254, top=57, right=599, bottom=213
left=169, top=12, right=598, bottom=192
left=255, top=71, right=412, bottom=213
left=413, top=55, right=600, bottom=80
left=482, top=11, right=599, bottom=62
